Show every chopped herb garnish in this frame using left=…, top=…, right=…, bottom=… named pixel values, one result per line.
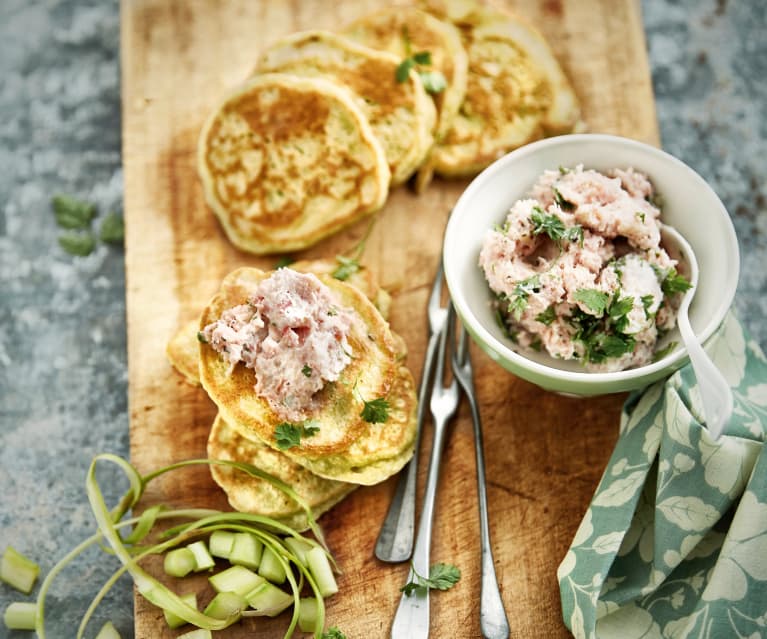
left=52, top=194, right=97, bottom=230
left=585, top=333, right=636, bottom=363
left=418, top=70, right=447, bottom=94
left=530, top=208, right=582, bottom=246
left=99, top=212, right=124, bottom=243
left=332, top=255, right=361, bottom=281
left=327, top=307, right=338, bottom=317
left=558, top=166, right=571, bottom=175
left=401, top=562, right=461, bottom=597
left=608, top=294, right=635, bottom=333
left=504, top=275, right=541, bottom=320
left=574, top=288, right=609, bottom=316
left=301, top=364, right=312, bottom=377
left=322, top=628, right=347, bottom=639
left=661, top=268, right=693, bottom=296
left=58, top=232, right=96, bottom=257
left=641, top=294, right=656, bottom=319
left=274, top=256, right=294, bottom=269
left=395, top=47, right=447, bottom=94
left=360, top=396, right=390, bottom=424
left=552, top=186, right=575, bottom=212
left=535, top=305, right=557, bottom=326
left=275, top=422, right=320, bottom=450
left=530, top=337, right=543, bottom=352
left=197, top=331, right=208, bottom=344
left=635, top=211, right=646, bottom=224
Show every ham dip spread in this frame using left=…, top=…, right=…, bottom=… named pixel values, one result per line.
left=479, top=165, right=691, bottom=372
left=201, top=268, right=354, bottom=420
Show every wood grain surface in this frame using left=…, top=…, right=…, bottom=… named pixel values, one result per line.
left=120, top=1, right=659, bottom=637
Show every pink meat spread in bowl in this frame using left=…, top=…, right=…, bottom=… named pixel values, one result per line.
left=479, top=165, right=691, bottom=372
left=201, top=268, right=354, bottom=421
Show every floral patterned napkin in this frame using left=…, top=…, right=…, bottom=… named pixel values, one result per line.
left=558, top=312, right=767, bottom=639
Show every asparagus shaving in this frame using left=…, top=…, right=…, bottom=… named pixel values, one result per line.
left=28, top=452, right=335, bottom=639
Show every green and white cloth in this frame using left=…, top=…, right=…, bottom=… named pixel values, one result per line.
left=559, top=312, right=767, bottom=639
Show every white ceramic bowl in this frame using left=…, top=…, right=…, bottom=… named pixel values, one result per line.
left=443, top=134, right=740, bottom=395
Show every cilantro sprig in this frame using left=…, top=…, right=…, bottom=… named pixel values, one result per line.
left=395, top=29, right=447, bottom=94
left=274, top=421, right=320, bottom=450
left=661, top=267, right=693, bottom=296
left=400, top=562, right=461, bottom=597
left=530, top=207, right=583, bottom=246
left=360, top=396, right=390, bottom=423
left=570, top=289, right=638, bottom=364
left=502, top=274, right=541, bottom=320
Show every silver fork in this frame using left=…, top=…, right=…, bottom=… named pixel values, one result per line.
left=376, top=262, right=448, bottom=563
left=452, top=324, right=510, bottom=639
left=390, top=302, right=460, bottom=638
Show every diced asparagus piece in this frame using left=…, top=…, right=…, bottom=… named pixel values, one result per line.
left=186, top=540, right=215, bottom=572
left=258, top=545, right=286, bottom=584
left=163, top=547, right=196, bottom=578
left=208, top=530, right=235, bottom=559
left=209, top=565, right=265, bottom=597
left=306, top=546, right=338, bottom=597
left=297, top=597, right=320, bottom=633
left=203, top=591, right=246, bottom=621
left=177, top=629, right=213, bottom=639
left=163, top=592, right=197, bottom=629
left=229, top=532, right=262, bottom=570
left=94, top=620, right=122, bottom=639
left=283, top=537, right=313, bottom=567
left=3, top=602, right=37, bottom=630
left=1, top=546, right=40, bottom=594
left=245, top=581, right=293, bottom=617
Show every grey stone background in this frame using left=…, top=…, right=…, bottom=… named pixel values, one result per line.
left=0, top=0, right=764, bottom=637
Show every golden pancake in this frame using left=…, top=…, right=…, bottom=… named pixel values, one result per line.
left=421, top=0, right=581, bottom=176
left=198, top=267, right=417, bottom=485
left=165, top=258, right=394, bottom=386
left=341, top=7, right=468, bottom=142
left=255, top=30, right=436, bottom=187
left=207, top=414, right=356, bottom=532
left=198, top=73, right=390, bottom=255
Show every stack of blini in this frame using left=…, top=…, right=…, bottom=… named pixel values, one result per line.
left=197, top=0, right=581, bottom=256
left=167, top=261, right=415, bottom=531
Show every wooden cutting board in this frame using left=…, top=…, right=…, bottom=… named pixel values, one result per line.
left=121, top=1, right=659, bottom=636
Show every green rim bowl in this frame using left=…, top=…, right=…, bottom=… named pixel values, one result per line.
left=443, top=133, right=740, bottom=395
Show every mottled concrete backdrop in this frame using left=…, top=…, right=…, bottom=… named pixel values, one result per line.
left=0, top=1, right=764, bottom=637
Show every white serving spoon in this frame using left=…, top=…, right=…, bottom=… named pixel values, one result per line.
left=662, top=224, right=733, bottom=439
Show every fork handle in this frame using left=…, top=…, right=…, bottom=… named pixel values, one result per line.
left=376, top=331, right=442, bottom=562
left=466, top=391, right=510, bottom=639
left=390, top=412, right=451, bottom=638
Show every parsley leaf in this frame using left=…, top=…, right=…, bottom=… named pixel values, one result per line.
left=530, top=209, right=566, bottom=241
left=99, top=212, right=124, bottom=243
left=401, top=562, right=461, bottom=597
left=360, top=397, right=390, bottom=423
left=552, top=186, right=575, bottom=212
left=395, top=57, right=415, bottom=83
left=395, top=49, right=447, bottom=94
left=530, top=208, right=582, bottom=246
left=585, top=333, right=636, bottom=363
left=574, top=288, right=609, bottom=316
left=274, top=256, right=294, bottom=269
left=506, top=275, right=541, bottom=319
left=535, top=305, right=557, bottom=326
left=275, top=422, right=320, bottom=450
left=322, top=628, right=347, bottom=639
left=641, top=294, right=656, bottom=318
left=418, top=70, right=447, bottom=94
left=608, top=294, right=635, bottom=333
left=332, top=255, right=361, bottom=281
left=301, top=364, right=312, bottom=377
left=52, top=194, right=97, bottom=230
left=661, top=268, right=692, bottom=296
left=58, top=232, right=96, bottom=256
